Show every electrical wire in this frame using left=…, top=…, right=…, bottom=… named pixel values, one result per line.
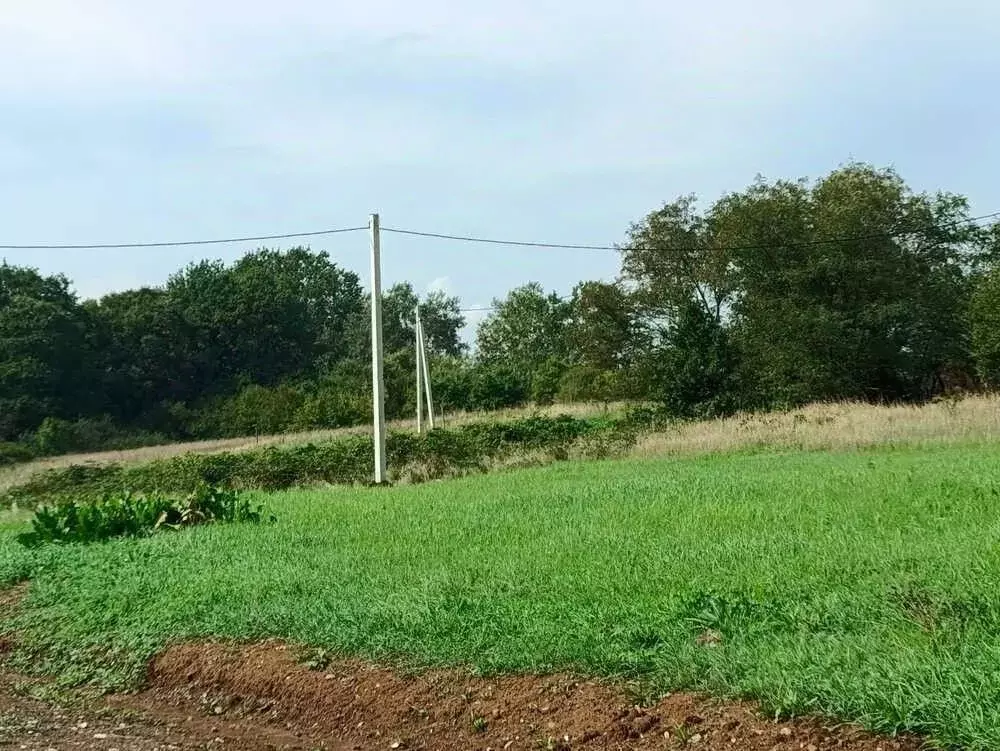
left=381, top=227, right=619, bottom=251
left=384, top=211, right=1000, bottom=254
left=3, top=210, right=996, bottom=254
left=0, top=225, right=369, bottom=250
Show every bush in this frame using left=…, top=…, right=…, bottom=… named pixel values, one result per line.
left=224, top=383, right=306, bottom=437
left=434, top=359, right=531, bottom=414
left=33, top=417, right=77, bottom=456
left=467, top=364, right=531, bottom=412
left=557, top=366, right=623, bottom=404
left=17, top=484, right=267, bottom=547
left=292, top=389, right=368, bottom=431
left=530, top=359, right=566, bottom=406
left=649, top=300, right=742, bottom=419
left=31, top=416, right=168, bottom=456
left=0, top=441, right=35, bottom=468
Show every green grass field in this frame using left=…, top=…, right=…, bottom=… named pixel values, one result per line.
left=4, top=443, right=1000, bottom=748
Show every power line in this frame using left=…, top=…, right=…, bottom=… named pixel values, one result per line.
left=0, top=225, right=368, bottom=250
left=2, top=210, right=996, bottom=254
left=382, top=227, right=618, bottom=251
left=384, top=211, right=1000, bottom=254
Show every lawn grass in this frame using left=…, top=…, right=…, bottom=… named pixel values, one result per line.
left=4, top=443, right=1000, bottom=747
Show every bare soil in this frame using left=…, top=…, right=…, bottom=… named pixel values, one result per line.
left=0, top=640, right=924, bottom=751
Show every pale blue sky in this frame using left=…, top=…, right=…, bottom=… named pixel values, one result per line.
left=2, top=0, right=999, bottom=334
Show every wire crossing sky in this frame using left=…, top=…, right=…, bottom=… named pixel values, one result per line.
left=4, top=212, right=999, bottom=252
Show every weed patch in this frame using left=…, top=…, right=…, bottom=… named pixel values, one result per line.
left=17, top=485, right=267, bottom=547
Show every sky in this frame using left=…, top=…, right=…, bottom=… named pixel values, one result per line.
left=2, top=0, right=1000, bottom=337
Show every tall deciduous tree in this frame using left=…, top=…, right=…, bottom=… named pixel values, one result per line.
left=476, top=283, right=573, bottom=381
left=971, top=268, right=1000, bottom=387
left=621, top=194, right=738, bottom=323
left=379, top=282, right=466, bottom=358
left=726, top=165, right=977, bottom=403
left=163, top=247, right=364, bottom=394
left=0, top=264, right=92, bottom=440
left=87, top=287, right=194, bottom=422
left=567, top=281, right=635, bottom=371
left=621, top=163, right=982, bottom=408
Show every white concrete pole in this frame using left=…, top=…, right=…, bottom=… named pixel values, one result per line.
left=370, top=213, right=387, bottom=483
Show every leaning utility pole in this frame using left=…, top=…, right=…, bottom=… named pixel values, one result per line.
left=418, top=314, right=436, bottom=430
left=415, top=305, right=424, bottom=434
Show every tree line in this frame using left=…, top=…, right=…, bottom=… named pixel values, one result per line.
left=3, top=163, right=1000, bottom=457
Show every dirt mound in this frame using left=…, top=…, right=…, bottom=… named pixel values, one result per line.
left=142, top=641, right=920, bottom=750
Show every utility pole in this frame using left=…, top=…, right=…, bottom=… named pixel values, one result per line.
left=418, top=315, right=436, bottom=430
left=415, top=305, right=424, bottom=434
left=370, top=213, right=387, bottom=483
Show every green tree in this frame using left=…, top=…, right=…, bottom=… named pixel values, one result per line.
left=87, top=287, right=193, bottom=421
left=530, top=358, right=565, bottom=405
left=567, top=281, right=635, bottom=371
left=0, top=264, right=92, bottom=441
left=166, top=247, right=364, bottom=392
left=622, top=163, right=981, bottom=407
left=476, top=283, right=573, bottom=401
left=649, top=300, right=741, bottom=417
left=971, top=268, right=1000, bottom=387
left=380, top=282, right=466, bottom=357
left=621, top=194, right=738, bottom=323
left=730, top=165, right=977, bottom=403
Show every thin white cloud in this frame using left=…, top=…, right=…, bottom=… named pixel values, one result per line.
left=426, top=276, right=453, bottom=296
left=459, top=303, right=492, bottom=346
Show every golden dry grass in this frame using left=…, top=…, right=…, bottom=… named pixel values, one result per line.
left=630, top=394, right=1000, bottom=459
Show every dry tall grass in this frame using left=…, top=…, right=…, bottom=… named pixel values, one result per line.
left=630, top=394, right=1000, bottom=459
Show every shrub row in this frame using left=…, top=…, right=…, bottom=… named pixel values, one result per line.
left=0, top=441, right=36, bottom=468
left=0, top=417, right=172, bottom=469
left=2, top=414, right=642, bottom=508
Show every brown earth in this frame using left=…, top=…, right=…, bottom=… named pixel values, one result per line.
left=1, top=585, right=922, bottom=751
left=138, top=642, right=921, bottom=751
left=0, top=641, right=924, bottom=751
